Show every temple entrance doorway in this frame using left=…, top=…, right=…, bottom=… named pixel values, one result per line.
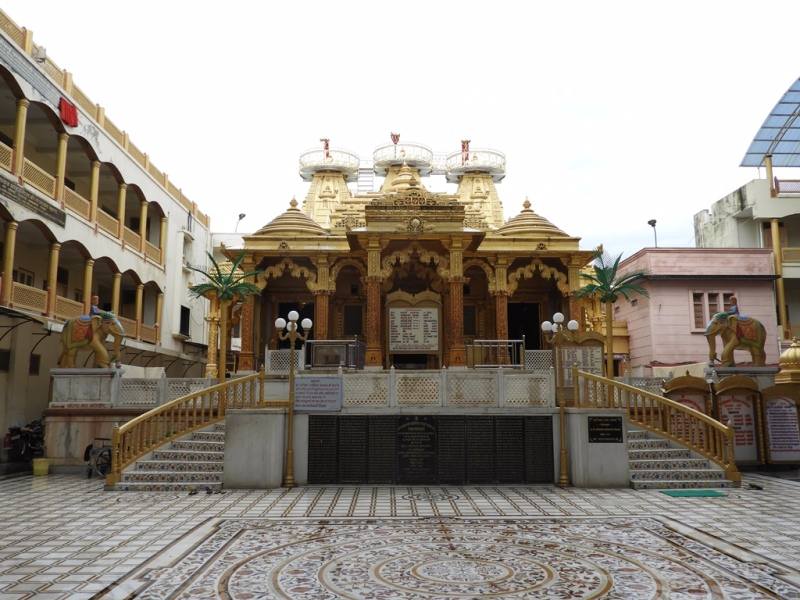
left=508, top=302, right=542, bottom=350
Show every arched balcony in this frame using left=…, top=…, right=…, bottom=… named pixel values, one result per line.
left=52, top=240, right=91, bottom=320
left=5, top=219, right=54, bottom=315
left=91, top=257, right=119, bottom=314
left=63, top=136, right=95, bottom=220
left=144, top=202, right=166, bottom=264
left=117, top=270, right=141, bottom=339
left=20, top=102, right=60, bottom=197
left=0, top=67, right=22, bottom=172
left=140, top=281, right=163, bottom=344
left=96, top=163, right=124, bottom=237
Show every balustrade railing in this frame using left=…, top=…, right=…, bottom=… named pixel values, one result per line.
left=573, top=369, right=740, bottom=483
left=123, top=227, right=141, bottom=250
left=11, top=281, right=47, bottom=314
left=107, top=371, right=279, bottom=485
left=22, top=159, right=56, bottom=196
left=117, top=316, right=137, bottom=338
left=466, top=339, right=526, bottom=368
left=144, top=241, right=161, bottom=263
left=54, top=295, right=83, bottom=320
left=63, top=187, right=90, bottom=219
left=336, top=368, right=555, bottom=409
left=265, top=348, right=305, bottom=374
left=96, top=209, right=119, bottom=236
left=0, top=140, right=11, bottom=171
left=140, top=323, right=157, bottom=344
left=782, top=247, right=800, bottom=262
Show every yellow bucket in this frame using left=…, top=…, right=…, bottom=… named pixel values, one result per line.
left=32, top=458, right=49, bottom=476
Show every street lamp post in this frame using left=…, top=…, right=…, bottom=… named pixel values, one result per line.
left=275, top=310, right=312, bottom=488
left=541, top=312, right=579, bottom=488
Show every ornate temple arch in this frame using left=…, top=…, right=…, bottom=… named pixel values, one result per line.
left=328, top=257, right=366, bottom=291
left=507, top=259, right=569, bottom=296
left=380, top=242, right=450, bottom=279
left=463, top=258, right=496, bottom=293
left=257, top=257, right=319, bottom=292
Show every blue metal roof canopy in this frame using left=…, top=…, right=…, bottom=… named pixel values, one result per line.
left=742, top=78, right=800, bottom=167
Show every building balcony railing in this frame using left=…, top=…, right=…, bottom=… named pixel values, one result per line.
left=372, top=142, right=434, bottom=176
left=466, top=338, right=526, bottom=368
left=96, top=209, right=119, bottom=237
left=298, top=148, right=360, bottom=182
left=63, top=187, right=91, bottom=220
left=782, top=247, right=800, bottom=263
left=54, top=295, right=83, bottom=321
left=0, top=140, right=11, bottom=171
left=22, top=159, right=56, bottom=196
left=144, top=241, right=161, bottom=264
left=774, top=178, right=800, bottom=195
left=117, top=316, right=138, bottom=339
left=140, top=323, right=158, bottom=344
left=444, top=148, right=506, bottom=183
left=10, top=281, right=46, bottom=314
left=123, top=227, right=141, bottom=250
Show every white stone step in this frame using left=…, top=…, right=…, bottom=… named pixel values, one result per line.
left=191, top=431, right=226, bottom=442
left=629, top=458, right=709, bottom=470
left=122, top=470, right=222, bottom=483
left=631, top=479, right=732, bottom=490
left=114, top=481, right=223, bottom=492
left=628, top=448, right=692, bottom=460
left=171, top=440, right=225, bottom=452
left=152, top=449, right=224, bottom=462
left=136, top=460, right=224, bottom=472
left=628, top=439, right=671, bottom=450
left=630, top=469, right=725, bottom=481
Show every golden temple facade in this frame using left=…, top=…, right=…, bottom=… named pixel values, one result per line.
left=231, top=141, right=595, bottom=370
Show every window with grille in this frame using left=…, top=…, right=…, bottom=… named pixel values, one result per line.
left=12, top=268, right=34, bottom=287
left=691, top=291, right=736, bottom=331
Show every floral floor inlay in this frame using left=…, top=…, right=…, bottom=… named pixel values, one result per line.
left=120, top=517, right=800, bottom=599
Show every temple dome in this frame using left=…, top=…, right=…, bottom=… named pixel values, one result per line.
left=495, top=198, right=569, bottom=237
left=253, top=197, right=328, bottom=236
left=776, top=338, right=800, bottom=384
left=388, top=162, right=422, bottom=191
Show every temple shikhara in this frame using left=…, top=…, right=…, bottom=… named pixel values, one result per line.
left=232, top=140, right=595, bottom=371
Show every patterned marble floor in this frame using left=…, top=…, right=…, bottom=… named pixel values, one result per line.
left=0, top=474, right=798, bottom=598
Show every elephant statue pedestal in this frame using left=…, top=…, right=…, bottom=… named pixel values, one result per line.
left=49, top=368, right=123, bottom=407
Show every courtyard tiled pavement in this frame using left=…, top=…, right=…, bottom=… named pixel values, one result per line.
left=0, top=474, right=798, bottom=598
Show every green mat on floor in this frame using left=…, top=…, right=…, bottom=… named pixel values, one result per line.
left=660, top=489, right=726, bottom=498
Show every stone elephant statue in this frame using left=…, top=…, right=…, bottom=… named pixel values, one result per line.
left=58, top=314, right=125, bottom=368
left=705, top=313, right=766, bottom=367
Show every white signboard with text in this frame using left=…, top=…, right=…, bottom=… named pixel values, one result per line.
left=718, top=393, right=759, bottom=462
left=765, top=397, right=800, bottom=462
left=389, top=307, right=439, bottom=353
left=294, top=376, right=343, bottom=412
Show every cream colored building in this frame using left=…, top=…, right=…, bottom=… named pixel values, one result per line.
left=0, top=11, right=212, bottom=447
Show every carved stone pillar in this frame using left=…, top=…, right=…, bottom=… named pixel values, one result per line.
left=47, top=242, right=61, bottom=317
left=365, top=238, right=383, bottom=368
left=239, top=294, right=255, bottom=371
left=494, top=292, right=509, bottom=341
left=567, top=257, right=584, bottom=324
left=313, top=291, right=330, bottom=340
left=448, top=278, right=466, bottom=366
left=447, top=238, right=466, bottom=367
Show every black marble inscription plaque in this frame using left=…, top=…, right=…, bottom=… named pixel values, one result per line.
left=495, top=417, right=525, bottom=483
left=308, top=415, right=337, bottom=484
left=588, top=416, right=624, bottom=443
left=397, top=416, right=437, bottom=483
left=466, top=417, right=494, bottom=483
left=525, top=416, right=554, bottom=483
left=368, top=416, right=396, bottom=483
left=338, top=416, right=368, bottom=483
left=437, top=417, right=466, bottom=484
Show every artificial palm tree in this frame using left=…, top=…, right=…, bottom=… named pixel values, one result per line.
left=576, top=251, right=648, bottom=378
left=189, top=252, right=260, bottom=382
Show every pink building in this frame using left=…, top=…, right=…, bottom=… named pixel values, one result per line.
left=615, top=248, right=780, bottom=376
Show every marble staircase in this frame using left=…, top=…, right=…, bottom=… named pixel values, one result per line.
left=627, top=429, right=733, bottom=490
left=114, top=422, right=225, bottom=491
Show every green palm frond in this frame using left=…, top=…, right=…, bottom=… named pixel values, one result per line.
left=189, top=252, right=261, bottom=302
left=576, top=251, right=650, bottom=304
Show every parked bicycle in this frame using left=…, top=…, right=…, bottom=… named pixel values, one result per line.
left=84, top=438, right=112, bottom=479
left=3, top=419, right=44, bottom=462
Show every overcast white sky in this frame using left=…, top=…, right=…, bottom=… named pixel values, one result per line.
left=7, top=1, right=800, bottom=256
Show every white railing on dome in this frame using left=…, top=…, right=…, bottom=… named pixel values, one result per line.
left=333, top=367, right=555, bottom=409
left=299, top=149, right=360, bottom=172
left=373, top=143, right=434, bottom=165
left=444, top=148, right=506, bottom=172
left=265, top=348, right=305, bottom=374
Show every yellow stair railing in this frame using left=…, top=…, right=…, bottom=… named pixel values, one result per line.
left=573, top=369, right=741, bottom=485
left=106, top=370, right=287, bottom=486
